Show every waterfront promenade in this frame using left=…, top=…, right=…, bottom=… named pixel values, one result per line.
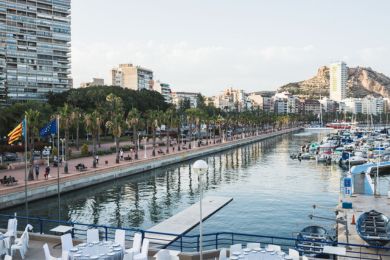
left=0, top=127, right=301, bottom=209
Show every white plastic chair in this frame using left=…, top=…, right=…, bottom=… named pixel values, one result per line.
left=288, top=248, right=300, bottom=260
left=267, top=244, right=281, bottom=252
left=125, top=232, right=143, bottom=257
left=134, top=238, right=149, bottom=260
left=61, top=233, right=73, bottom=252
left=288, top=248, right=299, bottom=260
left=229, top=244, right=242, bottom=255
left=302, top=256, right=309, bottom=260
left=155, top=249, right=171, bottom=260
left=86, top=229, right=99, bottom=243
left=115, top=229, right=126, bottom=250
left=4, top=255, right=12, bottom=260
left=219, top=248, right=227, bottom=260
left=246, top=243, right=260, bottom=249
left=15, top=224, right=33, bottom=249
left=61, top=250, right=69, bottom=260
left=43, top=243, right=61, bottom=260
left=4, top=218, right=17, bottom=249
left=10, top=232, right=26, bottom=259
left=5, top=218, right=17, bottom=237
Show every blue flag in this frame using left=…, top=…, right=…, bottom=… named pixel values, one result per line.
left=40, top=119, right=57, bottom=137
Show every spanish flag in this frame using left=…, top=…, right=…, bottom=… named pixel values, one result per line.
left=7, top=120, right=25, bottom=145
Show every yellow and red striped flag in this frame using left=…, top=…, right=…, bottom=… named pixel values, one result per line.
left=7, top=120, right=25, bottom=144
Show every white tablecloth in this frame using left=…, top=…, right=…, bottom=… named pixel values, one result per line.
left=229, top=249, right=286, bottom=260
left=69, top=241, right=124, bottom=260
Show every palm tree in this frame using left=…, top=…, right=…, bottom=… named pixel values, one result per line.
left=146, top=110, right=160, bottom=156
left=105, top=93, right=124, bottom=164
left=163, top=108, right=174, bottom=154
left=185, top=109, right=196, bottom=149
left=25, top=109, right=41, bottom=180
left=84, top=110, right=100, bottom=160
left=71, top=108, right=82, bottom=151
left=126, top=108, right=140, bottom=159
left=216, top=115, right=225, bottom=143
left=59, top=103, right=72, bottom=161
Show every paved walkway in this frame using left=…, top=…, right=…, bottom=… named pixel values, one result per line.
left=0, top=128, right=294, bottom=196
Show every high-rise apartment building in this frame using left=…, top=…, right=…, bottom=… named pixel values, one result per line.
left=152, top=80, right=172, bottom=103
left=171, top=91, right=198, bottom=108
left=111, top=63, right=153, bottom=90
left=0, top=0, right=71, bottom=102
left=329, top=61, right=347, bottom=102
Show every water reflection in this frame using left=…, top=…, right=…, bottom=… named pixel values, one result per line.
left=2, top=131, right=343, bottom=237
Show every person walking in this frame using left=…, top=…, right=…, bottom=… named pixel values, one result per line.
left=35, top=164, right=40, bottom=180
left=95, top=155, right=99, bottom=164
left=120, top=149, right=124, bottom=160
left=44, top=166, right=50, bottom=180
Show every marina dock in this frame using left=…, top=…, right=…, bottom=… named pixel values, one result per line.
left=337, top=195, right=390, bottom=259
left=146, top=196, right=233, bottom=246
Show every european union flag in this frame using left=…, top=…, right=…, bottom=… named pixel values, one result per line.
left=40, top=119, right=57, bottom=137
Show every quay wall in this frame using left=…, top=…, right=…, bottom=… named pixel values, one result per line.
left=0, top=128, right=302, bottom=209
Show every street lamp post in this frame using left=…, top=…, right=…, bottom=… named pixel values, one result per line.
left=44, top=146, right=51, bottom=167
left=144, top=137, right=147, bottom=159
left=60, top=138, right=65, bottom=163
left=192, top=160, right=208, bottom=260
left=136, top=133, right=140, bottom=160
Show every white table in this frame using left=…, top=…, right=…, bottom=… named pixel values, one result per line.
left=153, top=249, right=180, bottom=260
left=323, top=245, right=346, bottom=256
left=229, top=248, right=285, bottom=260
left=50, top=225, right=74, bottom=248
left=50, top=225, right=74, bottom=234
left=69, top=241, right=124, bottom=260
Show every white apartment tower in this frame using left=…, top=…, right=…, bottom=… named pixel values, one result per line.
left=0, top=0, right=71, bottom=102
left=111, top=64, right=153, bottom=90
left=329, top=61, right=347, bottom=102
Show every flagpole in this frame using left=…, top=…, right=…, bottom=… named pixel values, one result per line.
left=57, top=115, right=61, bottom=221
left=24, top=115, right=28, bottom=219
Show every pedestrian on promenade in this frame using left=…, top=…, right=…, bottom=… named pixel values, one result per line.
left=44, top=166, right=50, bottom=179
left=95, top=155, right=99, bottom=164
left=120, top=149, right=124, bottom=160
left=35, top=164, right=40, bottom=180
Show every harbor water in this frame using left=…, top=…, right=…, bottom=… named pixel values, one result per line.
left=2, top=130, right=346, bottom=238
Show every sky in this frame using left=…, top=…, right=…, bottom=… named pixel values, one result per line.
left=71, top=0, right=390, bottom=96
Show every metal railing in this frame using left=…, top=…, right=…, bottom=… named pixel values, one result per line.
left=0, top=214, right=389, bottom=259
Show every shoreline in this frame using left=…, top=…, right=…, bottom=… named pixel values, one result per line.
left=0, top=127, right=302, bottom=210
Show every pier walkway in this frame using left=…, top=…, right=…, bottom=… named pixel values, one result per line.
left=146, top=196, right=233, bottom=246
left=337, top=195, right=390, bottom=259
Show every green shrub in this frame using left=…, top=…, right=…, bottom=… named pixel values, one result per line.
left=81, top=143, right=89, bottom=156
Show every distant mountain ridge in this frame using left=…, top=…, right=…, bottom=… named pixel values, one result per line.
left=278, top=66, right=390, bottom=99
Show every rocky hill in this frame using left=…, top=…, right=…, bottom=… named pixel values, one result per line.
left=278, top=66, right=390, bottom=99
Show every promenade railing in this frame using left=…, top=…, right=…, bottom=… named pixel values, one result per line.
left=0, top=214, right=389, bottom=259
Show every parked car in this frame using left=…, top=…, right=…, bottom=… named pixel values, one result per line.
left=2, top=152, right=18, bottom=161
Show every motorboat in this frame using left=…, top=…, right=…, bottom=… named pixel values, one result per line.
left=356, top=210, right=390, bottom=246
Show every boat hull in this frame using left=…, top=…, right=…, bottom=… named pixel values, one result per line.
left=356, top=210, right=390, bottom=246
